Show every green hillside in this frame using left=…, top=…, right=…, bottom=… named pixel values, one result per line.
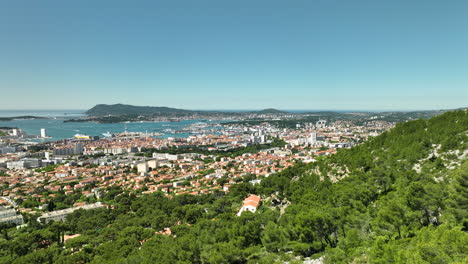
left=1, top=110, right=467, bottom=263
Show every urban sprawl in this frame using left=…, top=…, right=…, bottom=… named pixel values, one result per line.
left=0, top=118, right=394, bottom=226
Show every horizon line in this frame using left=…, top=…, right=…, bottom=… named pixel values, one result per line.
left=0, top=106, right=465, bottom=113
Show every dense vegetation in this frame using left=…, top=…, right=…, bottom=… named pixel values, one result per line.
left=0, top=110, right=467, bottom=263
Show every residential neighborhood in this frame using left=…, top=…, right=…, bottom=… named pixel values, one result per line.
left=0, top=118, right=395, bottom=225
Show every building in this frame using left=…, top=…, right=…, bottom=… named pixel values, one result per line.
left=0, top=146, right=15, bottom=154
left=0, top=208, right=16, bottom=219
left=0, top=215, right=24, bottom=225
left=152, top=153, right=181, bottom=160
left=6, top=158, right=42, bottom=170
left=147, top=160, right=159, bottom=170
left=316, top=120, right=327, bottom=128
left=38, top=202, right=106, bottom=223
left=74, top=143, right=84, bottom=155
left=309, top=132, right=317, bottom=144
left=53, top=143, right=84, bottom=156
left=237, top=194, right=261, bottom=216
left=103, top=148, right=127, bottom=155
left=40, top=128, right=47, bottom=138
left=332, top=142, right=353, bottom=148
left=0, top=206, right=24, bottom=225
left=137, top=162, right=149, bottom=173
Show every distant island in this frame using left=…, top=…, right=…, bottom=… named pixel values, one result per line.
left=85, top=103, right=288, bottom=116
left=86, top=104, right=200, bottom=116
left=253, top=108, right=287, bottom=114
left=64, top=104, right=291, bottom=123
left=0, top=116, right=48, bottom=121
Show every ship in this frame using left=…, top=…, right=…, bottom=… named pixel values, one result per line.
left=102, top=131, right=113, bottom=138
left=74, top=133, right=91, bottom=140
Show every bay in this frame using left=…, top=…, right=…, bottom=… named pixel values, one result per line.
left=0, top=110, right=221, bottom=141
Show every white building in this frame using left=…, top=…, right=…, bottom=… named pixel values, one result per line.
left=316, top=120, right=327, bottom=128
left=7, top=158, right=41, bottom=170
left=103, top=148, right=127, bottom=155
left=309, top=132, right=317, bottom=144
left=40, top=128, right=47, bottom=138
left=147, top=160, right=158, bottom=170
left=38, top=202, right=105, bottom=223
left=0, top=207, right=24, bottom=225
left=137, top=163, right=149, bottom=173
left=237, top=194, right=261, bottom=216
left=53, top=143, right=84, bottom=156
left=152, top=153, right=181, bottom=160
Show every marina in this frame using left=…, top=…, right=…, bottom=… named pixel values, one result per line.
left=0, top=111, right=225, bottom=142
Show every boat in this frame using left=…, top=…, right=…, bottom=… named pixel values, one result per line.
left=74, top=133, right=91, bottom=139
left=102, top=131, right=113, bottom=138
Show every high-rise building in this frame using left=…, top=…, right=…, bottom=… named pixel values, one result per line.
left=310, top=132, right=317, bottom=144
left=74, top=143, right=84, bottom=155
left=40, top=128, right=47, bottom=138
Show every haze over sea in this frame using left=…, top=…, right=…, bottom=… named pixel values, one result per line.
left=0, top=109, right=220, bottom=141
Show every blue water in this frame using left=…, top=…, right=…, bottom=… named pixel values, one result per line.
left=0, top=109, right=85, bottom=118
left=0, top=110, right=221, bottom=141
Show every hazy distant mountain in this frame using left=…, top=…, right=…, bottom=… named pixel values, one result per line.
left=86, top=104, right=195, bottom=116
left=86, top=104, right=291, bottom=116
left=85, top=104, right=460, bottom=119
left=256, top=108, right=288, bottom=114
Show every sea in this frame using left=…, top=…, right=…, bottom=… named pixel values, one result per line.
left=0, top=110, right=222, bottom=141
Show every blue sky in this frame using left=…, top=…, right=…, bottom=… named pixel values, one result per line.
left=1, top=0, right=467, bottom=110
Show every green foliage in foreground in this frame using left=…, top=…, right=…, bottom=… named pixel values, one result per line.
left=0, top=110, right=467, bottom=263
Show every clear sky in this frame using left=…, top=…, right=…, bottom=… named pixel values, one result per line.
left=1, top=0, right=467, bottom=111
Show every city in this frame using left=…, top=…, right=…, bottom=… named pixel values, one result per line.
left=0, top=116, right=395, bottom=226
left=1, top=1, right=467, bottom=263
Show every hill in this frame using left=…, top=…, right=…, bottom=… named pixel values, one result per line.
left=0, top=116, right=48, bottom=121
left=2, top=110, right=467, bottom=263
left=85, top=104, right=195, bottom=116
left=86, top=104, right=290, bottom=116
left=256, top=108, right=288, bottom=114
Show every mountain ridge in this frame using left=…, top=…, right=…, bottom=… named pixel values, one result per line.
left=85, top=104, right=194, bottom=116
left=85, top=104, right=290, bottom=116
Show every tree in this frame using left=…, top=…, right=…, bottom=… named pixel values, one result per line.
left=375, top=196, right=408, bottom=238
left=261, top=221, right=289, bottom=252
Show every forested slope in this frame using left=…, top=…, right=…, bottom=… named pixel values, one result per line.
left=1, top=110, right=467, bottom=263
